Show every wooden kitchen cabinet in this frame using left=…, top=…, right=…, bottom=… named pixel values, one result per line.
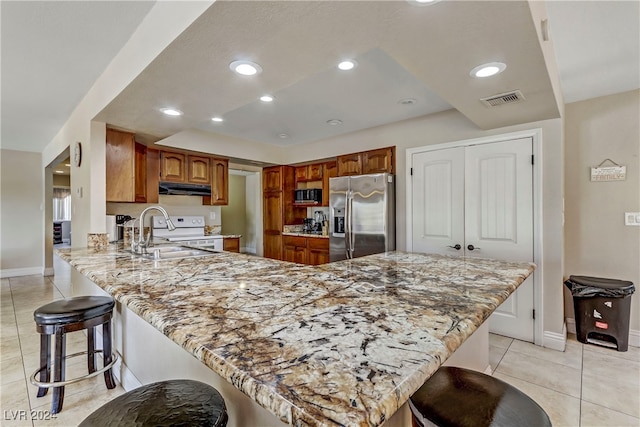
left=363, top=147, right=394, bottom=174
left=188, top=155, right=210, bottom=184
left=106, top=128, right=154, bottom=203
left=307, top=237, right=329, bottom=265
left=295, top=163, right=323, bottom=182
left=263, top=167, right=284, bottom=192
left=160, top=151, right=186, bottom=182
left=322, top=161, right=337, bottom=206
left=283, top=236, right=307, bottom=264
left=337, top=153, right=362, bottom=176
left=337, top=146, right=395, bottom=176
left=203, top=157, right=229, bottom=206
left=283, top=235, right=329, bottom=265
left=223, top=237, right=240, bottom=253
left=262, top=166, right=305, bottom=260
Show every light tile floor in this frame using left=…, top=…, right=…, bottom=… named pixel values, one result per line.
left=1, top=255, right=639, bottom=426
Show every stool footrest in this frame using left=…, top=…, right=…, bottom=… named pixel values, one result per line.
left=30, top=350, right=118, bottom=388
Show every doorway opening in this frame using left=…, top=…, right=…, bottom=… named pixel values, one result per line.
left=221, top=168, right=262, bottom=255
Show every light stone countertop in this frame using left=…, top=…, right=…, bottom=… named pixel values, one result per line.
left=56, top=245, right=534, bottom=426
left=282, top=232, right=329, bottom=239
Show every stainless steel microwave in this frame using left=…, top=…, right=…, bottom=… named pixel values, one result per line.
left=295, top=188, right=322, bottom=203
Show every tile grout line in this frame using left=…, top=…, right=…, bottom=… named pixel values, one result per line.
left=9, top=278, right=35, bottom=427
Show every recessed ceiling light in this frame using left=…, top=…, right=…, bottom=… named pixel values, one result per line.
left=160, top=108, right=183, bottom=116
left=470, top=62, right=507, bottom=78
left=408, top=0, right=442, bottom=6
left=260, top=95, right=274, bottom=102
left=278, top=133, right=289, bottom=139
left=211, top=117, right=224, bottom=122
left=326, top=119, right=343, bottom=126
left=398, top=98, right=417, bottom=105
left=55, top=170, right=64, bottom=174
left=229, top=60, right=262, bottom=76
left=64, top=163, right=71, bottom=167
left=337, top=60, right=357, bottom=71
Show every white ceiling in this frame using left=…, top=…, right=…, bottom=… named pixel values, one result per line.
left=1, top=1, right=638, bottom=154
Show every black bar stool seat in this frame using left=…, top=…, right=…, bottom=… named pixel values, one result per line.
left=79, top=379, right=228, bottom=427
left=32, top=296, right=117, bottom=414
left=409, top=366, right=551, bottom=427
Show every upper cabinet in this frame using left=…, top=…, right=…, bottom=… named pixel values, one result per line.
left=363, top=147, right=395, bottom=174
left=203, top=158, right=228, bottom=206
left=106, top=128, right=158, bottom=203
left=295, top=164, right=323, bottom=182
left=263, top=166, right=284, bottom=192
left=160, top=152, right=212, bottom=185
left=337, top=146, right=395, bottom=176
left=337, top=153, right=362, bottom=176
left=160, top=152, right=186, bottom=182
left=188, top=155, right=210, bottom=184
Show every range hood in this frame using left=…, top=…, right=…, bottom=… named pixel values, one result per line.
left=159, top=182, right=211, bottom=196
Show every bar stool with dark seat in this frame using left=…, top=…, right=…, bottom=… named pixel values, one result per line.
left=79, top=379, right=228, bottom=427
left=409, top=366, right=551, bottom=427
left=31, top=296, right=117, bottom=414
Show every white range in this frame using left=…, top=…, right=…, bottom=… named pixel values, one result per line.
left=151, top=215, right=223, bottom=251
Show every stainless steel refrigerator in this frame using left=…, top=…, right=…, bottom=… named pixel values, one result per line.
left=329, top=173, right=395, bottom=262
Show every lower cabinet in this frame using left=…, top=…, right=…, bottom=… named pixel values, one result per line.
left=223, top=237, right=240, bottom=253
left=283, top=236, right=329, bottom=265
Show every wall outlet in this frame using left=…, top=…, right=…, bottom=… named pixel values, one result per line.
left=625, top=212, right=640, bottom=226
left=209, top=212, right=216, bottom=220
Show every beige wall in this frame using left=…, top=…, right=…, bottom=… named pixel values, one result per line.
left=53, top=175, right=70, bottom=187
left=564, top=89, right=640, bottom=333
left=221, top=174, right=247, bottom=249
left=0, top=150, right=44, bottom=276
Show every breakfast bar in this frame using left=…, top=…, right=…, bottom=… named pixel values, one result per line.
left=56, top=246, right=535, bottom=427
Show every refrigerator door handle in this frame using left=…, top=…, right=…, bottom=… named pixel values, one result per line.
left=348, top=192, right=355, bottom=258
left=344, top=191, right=351, bottom=258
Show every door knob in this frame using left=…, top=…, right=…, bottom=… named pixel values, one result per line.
left=467, top=244, right=480, bottom=251
left=447, top=244, right=462, bottom=250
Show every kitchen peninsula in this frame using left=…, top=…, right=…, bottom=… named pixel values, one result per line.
left=57, top=245, right=534, bottom=427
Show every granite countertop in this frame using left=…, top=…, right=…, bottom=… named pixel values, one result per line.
left=57, top=245, right=534, bottom=426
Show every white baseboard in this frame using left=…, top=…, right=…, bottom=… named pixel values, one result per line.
left=43, top=267, right=54, bottom=276
left=243, top=246, right=256, bottom=255
left=0, top=266, right=43, bottom=278
left=113, top=352, right=142, bottom=392
left=566, top=317, right=639, bottom=348
left=543, top=323, right=567, bottom=351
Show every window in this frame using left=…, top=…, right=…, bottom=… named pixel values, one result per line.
left=53, top=187, right=71, bottom=221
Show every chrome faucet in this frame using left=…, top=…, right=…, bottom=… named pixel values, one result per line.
left=130, top=206, right=176, bottom=254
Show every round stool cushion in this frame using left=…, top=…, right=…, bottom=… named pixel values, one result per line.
left=78, top=379, right=227, bottom=427
left=410, top=366, right=551, bottom=427
left=34, top=296, right=115, bottom=326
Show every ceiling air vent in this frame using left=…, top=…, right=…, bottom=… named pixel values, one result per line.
left=480, top=90, right=525, bottom=107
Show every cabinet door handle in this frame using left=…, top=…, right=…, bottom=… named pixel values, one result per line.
left=467, top=244, right=480, bottom=251
left=447, top=244, right=462, bottom=250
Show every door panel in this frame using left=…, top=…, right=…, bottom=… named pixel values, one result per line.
left=411, top=147, right=465, bottom=256
left=465, top=138, right=533, bottom=341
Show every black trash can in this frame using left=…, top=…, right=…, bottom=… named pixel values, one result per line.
left=564, top=275, right=635, bottom=352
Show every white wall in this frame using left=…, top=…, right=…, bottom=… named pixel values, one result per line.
left=564, top=89, right=640, bottom=335
left=0, top=150, right=44, bottom=277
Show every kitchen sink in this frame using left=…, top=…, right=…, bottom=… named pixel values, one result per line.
left=133, top=245, right=219, bottom=261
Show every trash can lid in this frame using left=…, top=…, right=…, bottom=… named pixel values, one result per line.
left=565, top=275, right=635, bottom=297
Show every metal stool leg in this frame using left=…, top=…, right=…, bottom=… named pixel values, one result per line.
left=102, top=320, right=116, bottom=389
left=51, top=329, right=66, bottom=414
left=87, top=327, right=96, bottom=374
left=37, top=334, right=50, bottom=397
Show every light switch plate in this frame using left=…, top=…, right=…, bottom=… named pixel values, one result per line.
left=625, top=212, right=640, bottom=226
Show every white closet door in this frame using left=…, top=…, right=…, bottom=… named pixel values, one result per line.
left=465, top=138, right=534, bottom=341
left=411, top=147, right=465, bottom=256
left=411, top=137, right=535, bottom=342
